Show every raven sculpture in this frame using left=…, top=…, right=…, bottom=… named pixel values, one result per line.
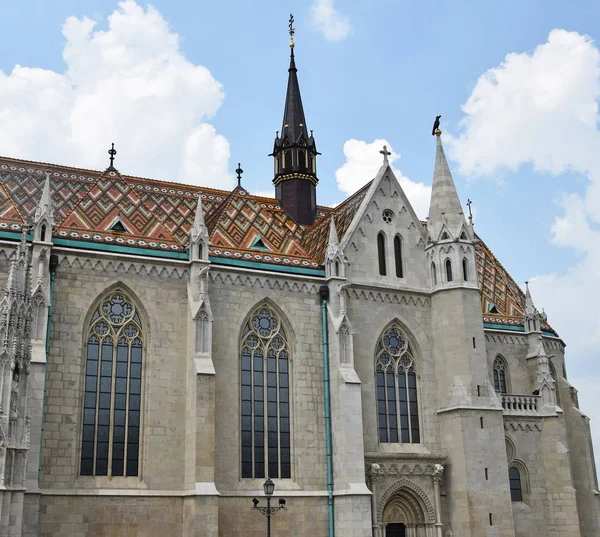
left=432, top=115, right=441, bottom=135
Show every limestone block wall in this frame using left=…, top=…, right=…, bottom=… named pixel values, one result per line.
left=504, top=421, right=550, bottom=537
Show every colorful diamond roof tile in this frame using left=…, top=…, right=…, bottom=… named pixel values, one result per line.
left=57, top=170, right=182, bottom=251
left=303, top=181, right=370, bottom=264
left=0, top=180, right=24, bottom=228
left=0, top=154, right=556, bottom=333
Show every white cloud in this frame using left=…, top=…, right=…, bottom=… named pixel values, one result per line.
left=0, top=0, right=233, bottom=188
left=449, top=29, right=600, bottom=464
left=335, top=138, right=431, bottom=219
left=309, top=0, right=352, bottom=42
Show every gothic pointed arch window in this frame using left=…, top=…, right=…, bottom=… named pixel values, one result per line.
left=445, top=258, right=453, bottom=282
left=195, top=310, right=210, bottom=354
left=493, top=356, right=509, bottom=394
left=241, top=305, right=291, bottom=479
left=394, top=235, right=403, bottom=278
left=509, top=466, right=523, bottom=501
left=377, top=232, right=387, bottom=276
left=31, top=294, right=46, bottom=340
left=431, top=262, right=437, bottom=285
left=376, top=325, right=420, bottom=444
left=80, top=290, right=143, bottom=477
left=462, top=258, right=469, bottom=281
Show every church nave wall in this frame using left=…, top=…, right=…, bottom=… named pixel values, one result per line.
left=39, top=255, right=191, bottom=492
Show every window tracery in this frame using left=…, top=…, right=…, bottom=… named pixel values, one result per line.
left=376, top=325, right=420, bottom=444
left=80, top=291, right=143, bottom=477
left=241, top=306, right=291, bottom=479
left=493, top=356, right=509, bottom=394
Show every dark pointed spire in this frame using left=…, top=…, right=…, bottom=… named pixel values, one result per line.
left=272, top=15, right=319, bottom=226
left=281, top=23, right=309, bottom=144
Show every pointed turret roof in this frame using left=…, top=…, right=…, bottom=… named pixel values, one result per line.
left=281, top=48, right=310, bottom=143
left=525, top=281, right=536, bottom=315
left=327, top=216, right=339, bottom=248
left=428, top=133, right=467, bottom=239
left=34, top=172, right=54, bottom=225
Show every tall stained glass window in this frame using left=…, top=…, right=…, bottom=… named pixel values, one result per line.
left=80, top=291, right=143, bottom=477
left=376, top=325, right=420, bottom=444
left=241, top=306, right=291, bottom=479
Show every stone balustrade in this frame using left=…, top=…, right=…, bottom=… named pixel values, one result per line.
left=501, top=394, right=541, bottom=414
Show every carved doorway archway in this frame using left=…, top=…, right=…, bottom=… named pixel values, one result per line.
left=378, top=479, right=436, bottom=537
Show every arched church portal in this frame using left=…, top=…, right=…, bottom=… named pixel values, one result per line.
left=378, top=480, right=437, bottom=537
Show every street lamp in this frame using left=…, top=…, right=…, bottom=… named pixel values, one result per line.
left=251, top=478, right=287, bottom=537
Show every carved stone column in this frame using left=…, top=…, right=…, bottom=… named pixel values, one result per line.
left=369, top=463, right=383, bottom=537
left=432, top=464, right=444, bottom=537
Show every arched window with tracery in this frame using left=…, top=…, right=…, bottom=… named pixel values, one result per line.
left=377, top=232, right=387, bottom=275
left=493, top=356, right=509, bottom=394
left=241, top=306, right=291, bottom=479
left=376, top=325, right=420, bottom=444
left=80, top=291, right=143, bottom=477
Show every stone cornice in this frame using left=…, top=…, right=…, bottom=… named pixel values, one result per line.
left=365, top=452, right=446, bottom=461
left=209, top=270, right=321, bottom=294
left=348, top=286, right=431, bottom=308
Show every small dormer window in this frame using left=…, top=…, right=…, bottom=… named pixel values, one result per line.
left=110, top=219, right=127, bottom=233
left=251, top=236, right=269, bottom=251
left=441, top=232, right=449, bottom=240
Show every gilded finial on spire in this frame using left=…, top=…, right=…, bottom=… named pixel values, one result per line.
left=289, top=14, right=295, bottom=48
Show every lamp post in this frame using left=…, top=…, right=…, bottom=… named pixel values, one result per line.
left=251, top=478, right=287, bottom=537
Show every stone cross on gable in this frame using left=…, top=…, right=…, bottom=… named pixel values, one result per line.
left=379, top=145, right=391, bottom=165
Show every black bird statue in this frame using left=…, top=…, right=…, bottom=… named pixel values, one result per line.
left=431, top=115, right=441, bottom=135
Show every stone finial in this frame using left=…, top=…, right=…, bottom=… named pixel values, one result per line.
left=379, top=145, right=391, bottom=165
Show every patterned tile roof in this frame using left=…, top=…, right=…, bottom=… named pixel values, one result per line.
left=303, top=181, right=371, bottom=264
left=0, top=155, right=555, bottom=333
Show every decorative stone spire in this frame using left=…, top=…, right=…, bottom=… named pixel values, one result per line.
left=325, top=216, right=345, bottom=279
left=0, top=228, right=32, bottom=493
left=190, top=194, right=209, bottom=262
left=271, top=15, right=319, bottom=226
left=33, top=172, right=54, bottom=243
left=427, top=132, right=468, bottom=241
left=0, top=229, right=32, bottom=366
left=524, top=281, right=541, bottom=333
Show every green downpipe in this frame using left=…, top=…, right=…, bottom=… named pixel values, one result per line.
left=319, top=286, right=335, bottom=537
left=38, top=254, right=58, bottom=485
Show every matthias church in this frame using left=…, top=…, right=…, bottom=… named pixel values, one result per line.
left=0, top=21, right=598, bottom=537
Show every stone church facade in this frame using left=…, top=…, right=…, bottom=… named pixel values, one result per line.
left=0, top=26, right=598, bottom=537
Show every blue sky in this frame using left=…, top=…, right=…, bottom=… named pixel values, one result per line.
left=1, top=1, right=599, bottom=466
